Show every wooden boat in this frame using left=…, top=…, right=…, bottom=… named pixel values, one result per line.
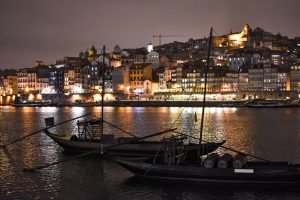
left=114, top=157, right=300, bottom=184
left=113, top=28, right=300, bottom=185
left=44, top=128, right=225, bottom=161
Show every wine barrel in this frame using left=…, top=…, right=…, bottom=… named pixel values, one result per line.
left=233, top=154, right=247, bottom=169
left=217, top=153, right=233, bottom=168
left=203, top=153, right=219, bottom=168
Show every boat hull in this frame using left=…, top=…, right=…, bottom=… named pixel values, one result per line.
left=44, top=130, right=225, bottom=159
left=115, top=159, right=300, bottom=184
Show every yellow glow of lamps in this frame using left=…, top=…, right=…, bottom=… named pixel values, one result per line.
left=36, top=94, right=42, bottom=100
left=28, top=94, right=34, bottom=101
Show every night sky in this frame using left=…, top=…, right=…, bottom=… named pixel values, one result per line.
left=1, top=0, right=299, bottom=69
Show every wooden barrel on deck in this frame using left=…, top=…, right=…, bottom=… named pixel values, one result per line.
left=217, top=153, right=233, bottom=168
left=203, top=153, right=219, bottom=168
left=233, top=154, right=247, bottom=169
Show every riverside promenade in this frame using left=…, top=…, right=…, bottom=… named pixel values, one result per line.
left=56, top=100, right=247, bottom=107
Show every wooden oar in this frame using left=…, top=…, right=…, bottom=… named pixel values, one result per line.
left=175, top=132, right=271, bottom=162
left=23, top=128, right=177, bottom=172
left=1, top=113, right=92, bottom=149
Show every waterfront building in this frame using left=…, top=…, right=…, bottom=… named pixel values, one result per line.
left=290, top=64, right=300, bottom=92
left=16, top=68, right=37, bottom=94
left=63, top=65, right=83, bottom=94
left=181, top=68, right=201, bottom=92
left=3, top=75, right=17, bottom=95
left=156, top=67, right=166, bottom=91
left=263, top=63, right=278, bottom=91
left=80, top=65, right=92, bottom=93
left=129, top=63, right=152, bottom=94
left=222, top=72, right=239, bottom=92
left=36, top=76, right=49, bottom=94
left=277, top=71, right=289, bottom=91
left=238, top=67, right=249, bottom=92
left=51, top=65, right=67, bottom=94
left=205, top=73, right=222, bottom=93
left=111, top=65, right=130, bottom=94
left=248, top=65, right=264, bottom=91
left=64, top=67, right=75, bottom=93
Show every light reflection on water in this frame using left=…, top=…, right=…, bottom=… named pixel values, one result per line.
left=1, top=106, right=300, bottom=199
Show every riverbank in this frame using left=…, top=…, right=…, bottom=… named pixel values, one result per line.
left=7, top=100, right=247, bottom=107
left=6, top=99, right=300, bottom=108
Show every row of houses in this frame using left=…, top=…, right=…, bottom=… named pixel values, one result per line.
left=2, top=60, right=300, bottom=98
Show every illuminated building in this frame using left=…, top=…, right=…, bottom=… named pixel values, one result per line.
left=3, top=75, right=17, bottom=95
left=248, top=65, right=264, bottom=91
left=129, top=63, right=152, bottom=94
left=181, top=69, right=201, bottom=92
left=64, top=68, right=75, bottom=93
left=16, top=69, right=37, bottom=94
left=238, top=67, right=249, bottom=92
left=222, top=72, right=239, bottom=92
left=214, top=24, right=251, bottom=49
left=290, top=65, right=300, bottom=92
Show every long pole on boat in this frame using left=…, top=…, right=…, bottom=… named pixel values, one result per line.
left=101, top=45, right=106, bottom=136
left=199, top=27, right=213, bottom=144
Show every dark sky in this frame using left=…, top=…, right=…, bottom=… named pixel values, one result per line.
left=1, top=0, right=299, bottom=69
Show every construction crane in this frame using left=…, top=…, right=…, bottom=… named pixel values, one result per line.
left=152, top=34, right=185, bottom=46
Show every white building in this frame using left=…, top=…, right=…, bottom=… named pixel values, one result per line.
left=147, top=51, right=159, bottom=69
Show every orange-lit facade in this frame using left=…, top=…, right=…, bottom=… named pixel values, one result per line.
left=214, top=24, right=251, bottom=49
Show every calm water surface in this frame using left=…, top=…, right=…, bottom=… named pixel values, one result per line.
left=1, top=106, right=300, bottom=199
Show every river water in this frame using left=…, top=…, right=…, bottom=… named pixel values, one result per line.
left=1, top=106, right=300, bottom=199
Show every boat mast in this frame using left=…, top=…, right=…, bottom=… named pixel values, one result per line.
left=101, top=45, right=106, bottom=136
left=199, top=27, right=213, bottom=144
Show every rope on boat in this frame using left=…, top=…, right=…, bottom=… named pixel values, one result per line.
left=0, top=113, right=93, bottom=149
left=22, top=128, right=177, bottom=172
left=175, top=131, right=271, bottom=162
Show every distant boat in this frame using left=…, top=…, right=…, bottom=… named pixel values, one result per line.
left=12, top=97, right=56, bottom=107
left=244, top=99, right=298, bottom=108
